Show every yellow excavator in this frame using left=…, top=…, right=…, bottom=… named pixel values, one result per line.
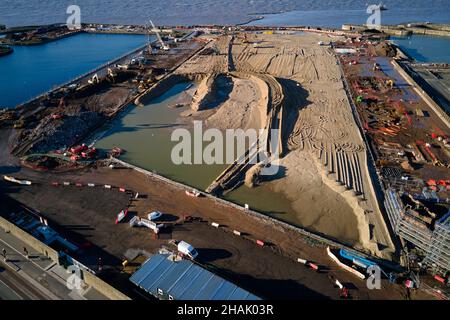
left=107, top=68, right=117, bottom=83
left=386, top=79, right=394, bottom=89
left=88, top=73, right=99, bottom=85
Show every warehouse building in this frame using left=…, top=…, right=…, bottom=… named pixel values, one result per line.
left=130, top=253, right=261, bottom=300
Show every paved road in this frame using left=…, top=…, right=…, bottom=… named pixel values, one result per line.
left=0, top=263, right=50, bottom=300
left=0, top=228, right=82, bottom=300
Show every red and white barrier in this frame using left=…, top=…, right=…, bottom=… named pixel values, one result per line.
left=115, top=209, right=128, bottom=224
left=129, top=216, right=162, bottom=234
left=308, top=262, right=319, bottom=271
left=256, top=240, right=265, bottom=247
left=434, top=275, right=446, bottom=284
left=119, top=187, right=126, bottom=193
left=233, top=230, right=241, bottom=236
left=52, top=182, right=59, bottom=186
left=75, top=183, right=83, bottom=187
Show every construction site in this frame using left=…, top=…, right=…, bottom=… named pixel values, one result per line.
left=0, top=25, right=203, bottom=160
left=0, top=23, right=449, bottom=300
left=171, top=30, right=395, bottom=257
left=335, top=35, right=450, bottom=276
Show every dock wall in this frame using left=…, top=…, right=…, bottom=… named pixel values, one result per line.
left=19, top=43, right=148, bottom=108
left=391, top=59, right=450, bottom=129
left=83, top=270, right=131, bottom=300
left=0, top=215, right=60, bottom=263
left=0, top=215, right=131, bottom=300
left=138, top=74, right=189, bottom=105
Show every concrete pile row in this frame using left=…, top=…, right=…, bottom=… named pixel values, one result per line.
left=318, top=145, right=365, bottom=197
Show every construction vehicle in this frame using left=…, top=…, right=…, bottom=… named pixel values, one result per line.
left=88, top=74, right=99, bottom=85
left=107, top=68, right=117, bottom=83
left=81, top=147, right=97, bottom=159
left=70, top=144, right=88, bottom=154
left=149, top=20, right=170, bottom=51
left=13, top=118, right=25, bottom=129
left=386, top=79, right=394, bottom=89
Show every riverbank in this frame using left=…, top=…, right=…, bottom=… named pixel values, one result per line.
left=342, top=22, right=450, bottom=37
left=0, top=45, right=13, bottom=57
left=0, top=24, right=83, bottom=46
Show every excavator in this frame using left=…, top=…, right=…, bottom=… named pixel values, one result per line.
left=88, top=73, right=99, bottom=85
left=386, top=79, right=394, bottom=89
left=107, top=68, right=117, bottom=83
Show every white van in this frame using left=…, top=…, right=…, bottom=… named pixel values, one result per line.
left=177, top=241, right=199, bottom=260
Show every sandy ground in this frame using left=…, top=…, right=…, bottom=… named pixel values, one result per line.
left=204, top=77, right=264, bottom=130
left=175, top=35, right=230, bottom=75
left=271, top=152, right=359, bottom=245
left=173, top=32, right=394, bottom=256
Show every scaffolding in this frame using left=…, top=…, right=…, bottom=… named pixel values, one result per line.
left=423, top=212, right=450, bottom=275
left=384, top=188, right=450, bottom=275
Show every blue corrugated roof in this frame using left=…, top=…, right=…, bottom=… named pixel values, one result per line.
left=130, top=254, right=261, bottom=300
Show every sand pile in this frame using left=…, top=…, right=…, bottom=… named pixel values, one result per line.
left=204, top=76, right=265, bottom=130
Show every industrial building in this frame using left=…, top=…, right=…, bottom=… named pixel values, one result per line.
left=385, top=188, right=450, bottom=275
left=130, top=254, right=261, bottom=300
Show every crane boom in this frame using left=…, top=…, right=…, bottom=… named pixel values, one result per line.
left=149, top=20, right=169, bottom=51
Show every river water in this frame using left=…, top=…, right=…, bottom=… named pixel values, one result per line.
left=391, top=34, right=450, bottom=63
left=248, top=7, right=450, bottom=29
left=0, top=33, right=146, bottom=108
left=0, top=0, right=449, bottom=27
